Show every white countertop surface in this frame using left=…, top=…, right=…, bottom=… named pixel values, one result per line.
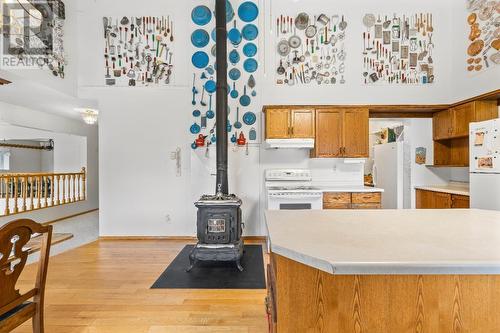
left=415, top=183, right=470, bottom=196
left=265, top=209, right=500, bottom=275
left=318, top=186, right=384, bottom=193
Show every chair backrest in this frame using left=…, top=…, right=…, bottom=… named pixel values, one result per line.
left=0, top=219, right=52, bottom=315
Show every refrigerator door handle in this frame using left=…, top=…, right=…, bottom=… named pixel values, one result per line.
left=372, top=164, right=378, bottom=187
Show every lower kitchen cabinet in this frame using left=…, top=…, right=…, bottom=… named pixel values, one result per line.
left=323, top=192, right=382, bottom=209
left=416, top=189, right=470, bottom=209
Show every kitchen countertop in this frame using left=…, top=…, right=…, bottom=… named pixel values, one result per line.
left=265, top=209, right=500, bottom=275
left=415, top=183, right=470, bottom=196
left=311, top=185, right=385, bottom=193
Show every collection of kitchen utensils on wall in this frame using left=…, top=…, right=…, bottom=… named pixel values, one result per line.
left=362, top=13, right=435, bottom=85
left=190, top=1, right=259, bottom=151
left=466, top=0, right=500, bottom=72
left=103, top=16, right=174, bottom=86
left=275, top=13, right=348, bottom=85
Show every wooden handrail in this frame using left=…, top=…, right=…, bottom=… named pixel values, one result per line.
left=0, top=167, right=86, bottom=217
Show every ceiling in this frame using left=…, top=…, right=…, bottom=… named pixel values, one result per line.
left=0, top=71, right=96, bottom=120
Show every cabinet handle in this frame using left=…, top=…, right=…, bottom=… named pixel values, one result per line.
left=291, top=127, right=294, bottom=135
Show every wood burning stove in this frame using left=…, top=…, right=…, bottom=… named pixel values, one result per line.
left=187, top=0, right=245, bottom=272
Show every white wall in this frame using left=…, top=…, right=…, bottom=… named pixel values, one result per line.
left=0, top=0, right=80, bottom=97
left=0, top=141, right=44, bottom=173
left=0, top=101, right=99, bottom=226
left=450, top=1, right=500, bottom=101
left=75, top=0, right=496, bottom=236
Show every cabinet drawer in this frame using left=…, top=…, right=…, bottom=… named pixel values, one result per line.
left=324, top=203, right=351, bottom=210
left=352, top=192, right=382, bottom=204
left=323, top=192, right=351, bottom=204
left=351, top=203, right=382, bottom=209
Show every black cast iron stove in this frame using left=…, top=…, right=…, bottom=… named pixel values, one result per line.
left=187, top=0, right=245, bottom=272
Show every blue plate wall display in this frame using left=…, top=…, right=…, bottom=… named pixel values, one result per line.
left=191, top=29, right=210, bottom=48
left=238, top=2, right=259, bottom=23
left=192, top=51, right=209, bottom=69
left=243, top=58, right=258, bottom=73
left=242, top=24, right=259, bottom=41
left=191, top=6, right=212, bottom=26
left=243, top=43, right=257, bottom=57
left=190, top=0, right=259, bottom=145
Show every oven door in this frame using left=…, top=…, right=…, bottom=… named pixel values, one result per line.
left=267, top=192, right=323, bottom=210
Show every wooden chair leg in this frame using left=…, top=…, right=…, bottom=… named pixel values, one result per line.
left=32, top=307, right=43, bottom=333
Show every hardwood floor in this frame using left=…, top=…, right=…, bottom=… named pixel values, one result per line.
left=13, top=240, right=268, bottom=333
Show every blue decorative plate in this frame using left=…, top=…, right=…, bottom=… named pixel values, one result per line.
left=229, top=49, right=240, bottom=65
left=242, top=24, right=259, bottom=41
left=204, top=79, right=216, bottom=94
left=228, top=23, right=242, bottom=46
left=238, top=2, right=259, bottom=23
left=243, top=43, right=257, bottom=57
left=191, top=29, right=210, bottom=48
left=191, top=6, right=212, bottom=26
left=190, top=122, right=201, bottom=134
left=211, top=28, right=217, bottom=42
left=243, top=112, right=257, bottom=125
left=243, top=58, right=258, bottom=73
left=229, top=68, right=241, bottom=80
left=192, top=51, right=209, bottom=69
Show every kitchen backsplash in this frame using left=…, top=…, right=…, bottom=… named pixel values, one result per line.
left=309, top=159, right=365, bottom=187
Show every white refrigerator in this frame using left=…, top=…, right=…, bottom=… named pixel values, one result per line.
left=373, top=142, right=405, bottom=209
left=470, top=118, right=500, bottom=210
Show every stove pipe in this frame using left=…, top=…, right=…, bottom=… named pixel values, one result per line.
left=215, top=0, right=229, bottom=195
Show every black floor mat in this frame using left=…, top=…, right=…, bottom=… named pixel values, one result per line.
left=151, top=245, right=266, bottom=289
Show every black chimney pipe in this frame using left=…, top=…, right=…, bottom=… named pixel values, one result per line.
left=215, top=0, right=229, bottom=195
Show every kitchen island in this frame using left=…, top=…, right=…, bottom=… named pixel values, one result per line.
left=265, top=209, right=500, bottom=332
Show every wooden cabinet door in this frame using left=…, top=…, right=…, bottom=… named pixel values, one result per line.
left=433, top=192, right=452, bottom=208
left=416, top=190, right=432, bottom=209
left=433, top=110, right=452, bottom=140
left=266, top=109, right=290, bottom=139
left=452, top=195, right=470, bottom=208
left=416, top=190, right=452, bottom=209
left=343, top=109, right=369, bottom=158
left=314, top=110, right=343, bottom=158
left=291, top=109, right=315, bottom=138
left=452, top=103, right=475, bottom=138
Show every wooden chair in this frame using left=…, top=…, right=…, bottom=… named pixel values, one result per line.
left=0, top=219, right=53, bottom=333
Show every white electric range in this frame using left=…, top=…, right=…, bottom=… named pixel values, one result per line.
left=265, top=169, right=323, bottom=210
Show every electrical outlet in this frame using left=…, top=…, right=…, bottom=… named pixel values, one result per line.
left=165, top=214, right=172, bottom=223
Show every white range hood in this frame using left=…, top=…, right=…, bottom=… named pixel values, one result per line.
left=265, top=139, right=315, bottom=149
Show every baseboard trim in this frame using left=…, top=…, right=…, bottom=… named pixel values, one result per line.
left=99, top=236, right=267, bottom=241
left=42, top=208, right=99, bottom=226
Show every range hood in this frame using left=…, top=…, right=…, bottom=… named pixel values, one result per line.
left=265, top=138, right=315, bottom=149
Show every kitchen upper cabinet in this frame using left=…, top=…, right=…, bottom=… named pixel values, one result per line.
left=433, top=110, right=453, bottom=140
left=432, top=100, right=498, bottom=167
left=311, top=108, right=369, bottom=158
left=314, top=110, right=343, bottom=158
left=452, top=103, right=475, bottom=138
left=433, top=101, right=498, bottom=141
left=416, top=190, right=470, bottom=209
left=343, top=109, right=369, bottom=158
left=265, top=108, right=315, bottom=139
left=266, top=109, right=290, bottom=139
left=291, top=109, right=315, bottom=138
